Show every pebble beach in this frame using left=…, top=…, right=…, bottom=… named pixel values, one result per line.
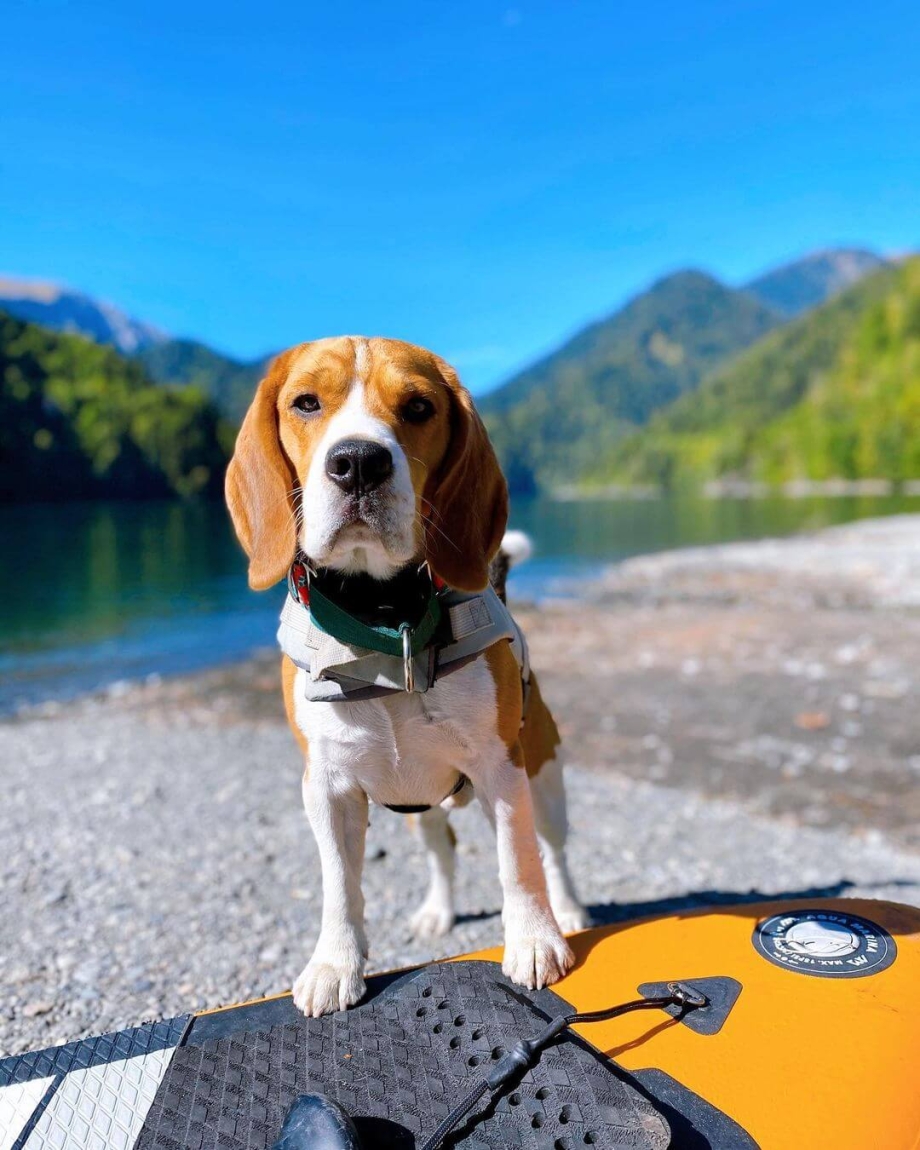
left=3, top=514, right=920, bottom=1056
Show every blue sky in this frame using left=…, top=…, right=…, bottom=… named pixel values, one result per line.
left=2, top=1, right=919, bottom=392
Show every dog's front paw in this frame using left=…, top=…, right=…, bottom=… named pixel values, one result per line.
left=410, top=898, right=455, bottom=941
left=502, top=926, right=574, bottom=990
left=293, top=958, right=366, bottom=1017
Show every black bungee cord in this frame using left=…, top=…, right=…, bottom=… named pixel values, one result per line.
left=417, top=981, right=708, bottom=1150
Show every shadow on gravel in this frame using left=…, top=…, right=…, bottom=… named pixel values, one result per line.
left=587, top=877, right=920, bottom=927
left=449, top=879, right=920, bottom=934
left=455, top=908, right=501, bottom=927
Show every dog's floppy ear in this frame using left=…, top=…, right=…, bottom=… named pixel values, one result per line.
left=225, top=351, right=298, bottom=590
left=424, top=358, right=509, bottom=592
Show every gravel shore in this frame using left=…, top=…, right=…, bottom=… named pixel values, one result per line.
left=3, top=514, right=920, bottom=1056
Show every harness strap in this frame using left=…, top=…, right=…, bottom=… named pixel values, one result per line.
left=383, top=772, right=468, bottom=814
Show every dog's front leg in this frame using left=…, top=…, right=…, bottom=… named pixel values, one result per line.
left=476, top=748, right=574, bottom=989
left=293, top=776, right=369, bottom=1016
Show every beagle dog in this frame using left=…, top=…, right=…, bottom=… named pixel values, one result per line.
left=226, top=336, right=587, bottom=1017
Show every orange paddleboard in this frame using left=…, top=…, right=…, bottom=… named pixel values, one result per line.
left=2, top=898, right=918, bottom=1149
left=464, top=898, right=920, bottom=1149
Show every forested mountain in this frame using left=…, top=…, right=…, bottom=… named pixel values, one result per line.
left=744, top=249, right=887, bottom=317
left=0, top=277, right=166, bottom=353
left=0, top=279, right=266, bottom=423
left=2, top=246, right=895, bottom=500
left=137, top=339, right=266, bottom=424
left=479, top=270, right=781, bottom=492
left=0, top=312, right=228, bottom=502
left=594, top=258, right=920, bottom=489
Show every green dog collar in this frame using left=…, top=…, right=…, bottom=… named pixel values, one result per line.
left=290, top=560, right=443, bottom=659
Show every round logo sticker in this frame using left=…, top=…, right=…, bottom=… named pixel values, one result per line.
left=753, top=909, right=896, bottom=978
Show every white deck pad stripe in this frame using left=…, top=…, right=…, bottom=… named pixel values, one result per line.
left=24, top=1049, right=173, bottom=1150
left=0, top=1077, right=55, bottom=1150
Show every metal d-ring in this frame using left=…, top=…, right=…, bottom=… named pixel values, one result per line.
left=400, top=624, right=414, bottom=692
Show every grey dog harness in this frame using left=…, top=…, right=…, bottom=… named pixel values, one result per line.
left=277, top=582, right=530, bottom=704
left=277, top=572, right=532, bottom=815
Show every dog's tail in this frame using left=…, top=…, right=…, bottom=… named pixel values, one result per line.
left=489, top=530, right=533, bottom=603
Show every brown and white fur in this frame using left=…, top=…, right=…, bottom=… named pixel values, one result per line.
left=226, top=336, right=587, bottom=1017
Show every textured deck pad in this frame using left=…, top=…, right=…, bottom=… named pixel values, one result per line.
left=136, top=960, right=668, bottom=1150
left=0, top=1017, right=189, bottom=1150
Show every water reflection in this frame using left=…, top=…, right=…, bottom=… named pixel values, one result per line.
left=2, top=493, right=919, bottom=708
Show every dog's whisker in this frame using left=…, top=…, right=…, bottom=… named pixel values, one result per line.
left=414, top=506, right=460, bottom=553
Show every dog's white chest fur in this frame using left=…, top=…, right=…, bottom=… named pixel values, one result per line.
left=293, top=660, right=500, bottom=807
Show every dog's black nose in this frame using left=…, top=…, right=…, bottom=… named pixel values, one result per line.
left=325, top=439, right=393, bottom=495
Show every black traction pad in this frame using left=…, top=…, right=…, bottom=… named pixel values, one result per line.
left=633, top=1071, right=759, bottom=1150
left=136, top=959, right=670, bottom=1149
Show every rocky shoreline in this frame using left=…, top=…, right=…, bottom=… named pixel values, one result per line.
left=2, top=514, right=919, bottom=1055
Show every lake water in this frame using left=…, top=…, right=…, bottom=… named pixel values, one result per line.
left=3, top=493, right=920, bottom=712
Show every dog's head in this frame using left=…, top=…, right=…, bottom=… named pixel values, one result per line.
left=226, top=337, right=508, bottom=592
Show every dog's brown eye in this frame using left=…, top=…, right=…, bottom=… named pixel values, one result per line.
left=292, top=393, right=321, bottom=415
left=402, top=396, right=435, bottom=424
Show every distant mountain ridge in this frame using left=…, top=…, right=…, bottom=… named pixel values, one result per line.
left=0, top=277, right=270, bottom=421
left=0, top=311, right=227, bottom=502
left=2, top=246, right=891, bottom=493
left=0, top=276, right=167, bottom=354
left=593, top=257, right=920, bottom=490
left=137, top=339, right=268, bottom=425
left=479, top=269, right=782, bottom=491
left=480, top=246, right=888, bottom=491
left=744, top=248, right=888, bottom=317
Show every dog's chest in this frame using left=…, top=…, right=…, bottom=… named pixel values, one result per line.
left=293, top=659, right=501, bottom=805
